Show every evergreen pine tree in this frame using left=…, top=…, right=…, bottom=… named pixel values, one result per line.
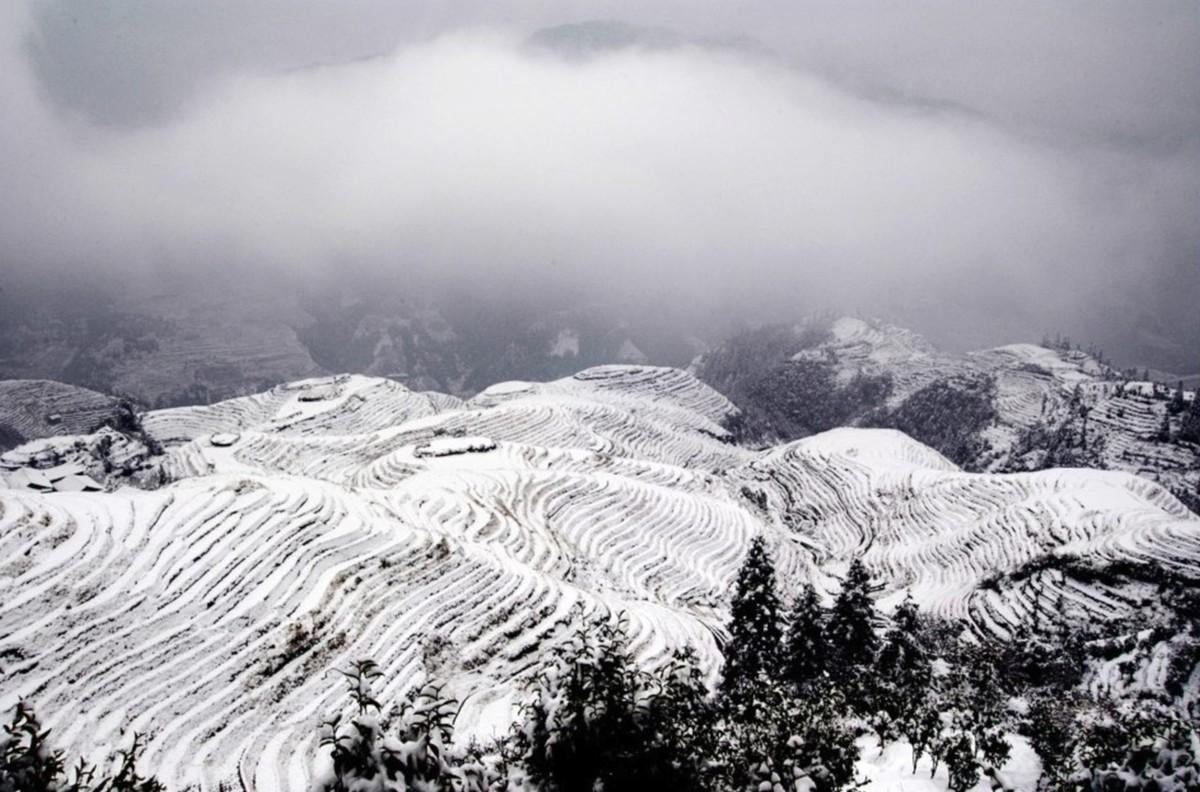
left=1181, top=388, right=1200, bottom=444
left=876, top=595, right=928, bottom=681
left=873, top=596, right=933, bottom=749
left=1169, top=382, right=1186, bottom=415
left=716, top=538, right=859, bottom=791
left=783, top=582, right=829, bottom=691
left=826, top=558, right=879, bottom=705
left=1157, top=412, right=1172, bottom=442
left=719, top=536, right=783, bottom=698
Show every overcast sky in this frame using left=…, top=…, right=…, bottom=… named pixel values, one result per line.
left=3, top=1, right=1198, bottom=366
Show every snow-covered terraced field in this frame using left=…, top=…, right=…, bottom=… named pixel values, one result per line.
left=737, top=429, right=1197, bottom=631
left=0, top=380, right=124, bottom=451
left=2, top=365, right=1198, bottom=791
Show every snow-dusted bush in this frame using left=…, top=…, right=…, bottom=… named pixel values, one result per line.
left=0, top=702, right=164, bottom=792
left=1024, top=691, right=1200, bottom=791
left=513, top=611, right=716, bottom=792
left=314, top=660, right=511, bottom=792
left=1071, top=697, right=1198, bottom=792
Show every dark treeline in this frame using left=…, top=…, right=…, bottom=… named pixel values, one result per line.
left=6, top=539, right=1199, bottom=792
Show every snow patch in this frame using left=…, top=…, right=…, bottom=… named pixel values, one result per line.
left=414, top=436, right=498, bottom=457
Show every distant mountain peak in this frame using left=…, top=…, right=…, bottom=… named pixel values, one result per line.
left=526, top=20, right=684, bottom=58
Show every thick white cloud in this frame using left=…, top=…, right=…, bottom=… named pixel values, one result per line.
left=2, top=5, right=1198, bottom=360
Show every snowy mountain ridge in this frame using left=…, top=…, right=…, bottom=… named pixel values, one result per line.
left=693, top=317, right=1200, bottom=510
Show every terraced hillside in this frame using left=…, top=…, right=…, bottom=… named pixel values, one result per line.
left=0, top=380, right=125, bottom=452
left=1, top=366, right=1198, bottom=791
left=0, top=292, right=328, bottom=408
left=693, top=317, right=1200, bottom=509
left=0, top=286, right=699, bottom=406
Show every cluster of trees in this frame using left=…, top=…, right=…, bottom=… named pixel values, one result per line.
left=745, top=359, right=895, bottom=443
left=313, top=539, right=867, bottom=792
left=867, top=376, right=998, bottom=469
left=689, top=322, right=905, bottom=445
left=313, top=659, right=508, bottom=791
left=1039, top=333, right=1109, bottom=368
left=715, top=543, right=1012, bottom=792
left=1149, top=380, right=1200, bottom=447
left=103, top=400, right=164, bottom=458
left=515, top=539, right=1197, bottom=791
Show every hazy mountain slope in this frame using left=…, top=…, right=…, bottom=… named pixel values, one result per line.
left=693, top=316, right=1200, bottom=509
left=0, top=286, right=699, bottom=406
left=2, top=365, right=1198, bottom=790
left=0, top=291, right=327, bottom=407
left=0, top=380, right=125, bottom=452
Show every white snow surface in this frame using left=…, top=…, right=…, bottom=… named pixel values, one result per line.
left=1, top=364, right=1198, bottom=791
left=414, top=435, right=498, bottom=457
left=857, top=735, right=1040, bottom=792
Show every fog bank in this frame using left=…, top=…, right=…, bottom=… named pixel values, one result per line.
left=2, top=2, right=1198, bottom=368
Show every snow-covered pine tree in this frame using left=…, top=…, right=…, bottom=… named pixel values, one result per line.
left=876, top=595, right=929, bottom=682
left=783, top=582, right=830, bottom=691
left=713, top=540, right=860, bottom=791
left=826, top=558, right=878, bottom=708
left=719, top=536, right=783, bottom=700
left=935, top=646, right=1011, bottom=789
left=519, top=610, right=726, bottom=792
left=871, top=595, right=933, bottom=749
